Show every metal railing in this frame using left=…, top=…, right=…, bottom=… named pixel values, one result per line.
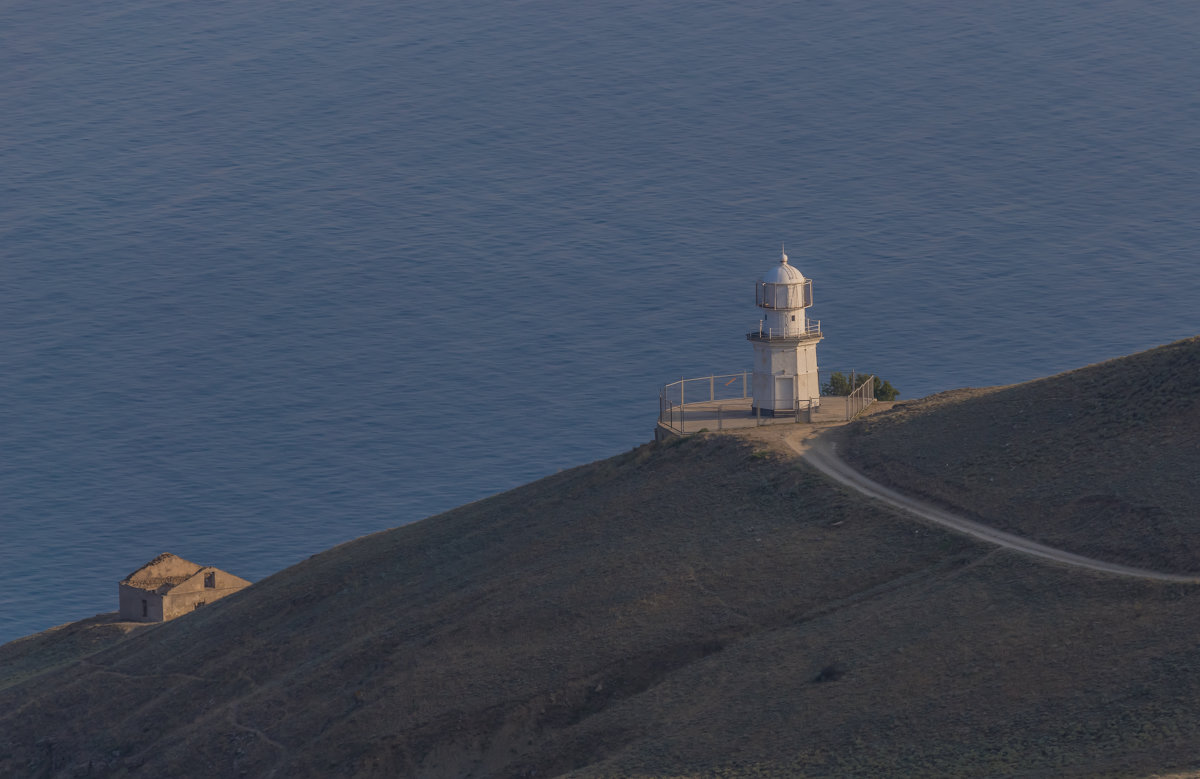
left=659, top=372, right=749, bottom=434
left=846, top=374, right=876, bottom=419
left=756, top=278, right=813, bottom=309
left=661, top=372, right=749, bottom=407
left=657, top=369, right=877, bottom=436
left=747, top=320, right=822, bottom=341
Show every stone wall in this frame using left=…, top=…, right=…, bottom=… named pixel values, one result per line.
left=161, top=568, right=252, bottom=620
left=118, top=583, right=164, bottom=622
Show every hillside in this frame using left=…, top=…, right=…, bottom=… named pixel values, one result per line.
left=3, top=339, right=1200, bottom=777
left=842, top=335, right=1200, bottom=573
left=0, top=613, right=146, bottom=695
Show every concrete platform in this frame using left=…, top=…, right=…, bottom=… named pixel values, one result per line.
left=657, top=396, right=874, bottom=437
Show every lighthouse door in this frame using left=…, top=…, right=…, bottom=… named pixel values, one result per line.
left=774, top=377, right=795, bottom=411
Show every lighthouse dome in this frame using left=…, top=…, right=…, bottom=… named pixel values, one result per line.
left=756, top=249, right=813, bottom=311
left=763, top=252, right=805, bottom=284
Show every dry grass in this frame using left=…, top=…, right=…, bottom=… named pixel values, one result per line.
left=0, top=613, right=148, bottom=693
left=3, top=338, right=1200, bottom=777
left=841, top=335, right=1200, bottom=573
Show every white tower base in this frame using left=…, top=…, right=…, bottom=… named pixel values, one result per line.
left=749, top=334, right=823, bottom=415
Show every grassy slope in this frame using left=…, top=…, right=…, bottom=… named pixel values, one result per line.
left=2, top=436, right=980, bottom=777
left=842, top=335, right=1200, bottom=573
left=0, top=614, right=149, bottom=694
left=1, top=339, right=1199, bottom=776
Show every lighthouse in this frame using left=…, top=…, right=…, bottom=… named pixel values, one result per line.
left=747, top=248, right=823, bottom=415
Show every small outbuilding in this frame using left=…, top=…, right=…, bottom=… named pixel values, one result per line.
left=118, top=553, right=251, bottom=622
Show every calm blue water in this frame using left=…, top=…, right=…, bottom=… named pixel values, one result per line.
left=2, top=0, right=1197, bottom=644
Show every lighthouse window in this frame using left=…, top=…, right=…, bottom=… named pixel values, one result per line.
left=791, top=315, right=796, bottom=321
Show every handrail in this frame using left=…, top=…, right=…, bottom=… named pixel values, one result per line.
left=847, top=374, right=876, bottom=419
left=747, top=320, right=822, bottom=340
left=658, top=369, right=876, bottom=433
left=756, top=278, right=813, bottom=309
left=661, top=372, right=750, bottom=393
left=660, top=372, right=751, bottom=430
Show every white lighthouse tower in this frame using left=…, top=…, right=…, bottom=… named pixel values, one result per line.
left=747, top=248, right=823, bottom=415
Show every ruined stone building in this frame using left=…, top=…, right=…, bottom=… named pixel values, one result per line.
left=119, top=553, right=251, bottom=622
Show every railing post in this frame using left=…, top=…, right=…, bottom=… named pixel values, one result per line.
left=710, top=375, right=715, bottom=402
left=742, top=372, right=747, bottom=398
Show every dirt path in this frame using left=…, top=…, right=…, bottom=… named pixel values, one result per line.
left=788, top=430, right=1200, bottom=584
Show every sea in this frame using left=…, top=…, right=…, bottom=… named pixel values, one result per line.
left=2, top=0, right=1198, bottom=645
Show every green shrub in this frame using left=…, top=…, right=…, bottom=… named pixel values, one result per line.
left=822, top=371, right=899, bottom=401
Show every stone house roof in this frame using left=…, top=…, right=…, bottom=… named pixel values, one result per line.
left=121, top=553, right=208, bottom=595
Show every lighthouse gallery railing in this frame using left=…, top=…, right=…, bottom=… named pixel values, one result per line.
left=658, top=370, right=876, bottom=435
left=660, top=372, right=750, bottom=409
left=747, top=319, right=822, bottom=340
